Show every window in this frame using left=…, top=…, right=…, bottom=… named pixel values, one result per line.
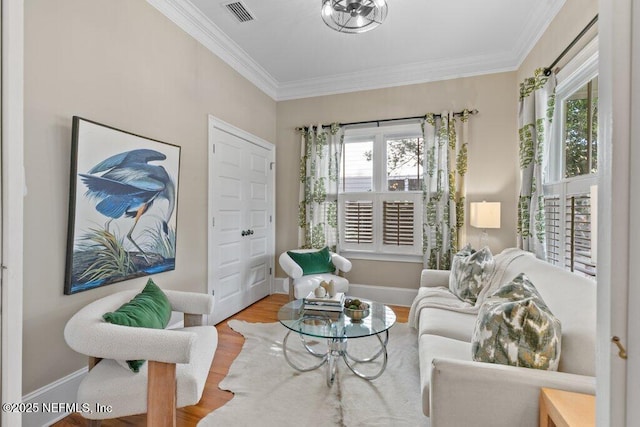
left=564, top=78, right=598, bottom=178
left=338, top=123, right=423, bottom=260
left=544, top=40, right=598, bottom=279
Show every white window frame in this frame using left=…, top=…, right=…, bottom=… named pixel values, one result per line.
left=547, top=37, right=599, bottom=184
left=544, top=37, right=598, bottom=277
left=338, top=123, right=423, bottom=262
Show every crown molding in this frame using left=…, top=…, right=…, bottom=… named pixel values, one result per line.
left=148, top=0, right=565, bottom=101
left=512, top=0, right=567, bottom=67
left=146, top=0, right=278, bottom=99
left=276, top=52, right=518, bottom=100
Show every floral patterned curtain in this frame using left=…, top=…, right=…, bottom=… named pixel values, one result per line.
left=422, top=110, right=471, bottom=269
left=517, top=68, right=556, bottom=259
left=298, top=123, right=343, bottom=251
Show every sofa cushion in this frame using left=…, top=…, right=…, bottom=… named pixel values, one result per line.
left=418, top=308, right=477, bottom=342
left=418, top=334, right=471, bottom=416
left=449, top=245, right=495, bottom=304
left=471, top=273, right=562, bottom=371
left=496, top=251, right=595, bottom=376
left=287, top=247, right=336, bottom=275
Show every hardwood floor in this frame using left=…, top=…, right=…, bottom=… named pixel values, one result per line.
left=53, top=294, right=410, bottom=427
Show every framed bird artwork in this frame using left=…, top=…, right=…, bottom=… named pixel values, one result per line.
left=64, top=117, right=181, bottom=294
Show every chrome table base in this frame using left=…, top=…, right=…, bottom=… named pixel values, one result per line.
left=282, top=328, right=389, bottom=387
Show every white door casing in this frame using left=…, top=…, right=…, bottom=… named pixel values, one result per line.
left=598, top=0, right=636, bottom=425
left=208, top=117, right=274, bottom=324
left=625, top=0, right=640, bottom=423
left=2, top=0, right=24, bottom=425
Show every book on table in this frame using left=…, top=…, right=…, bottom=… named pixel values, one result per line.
left=303, top=291, right=345, bottom=313
left=303, top=292, right=345, bottom=306
left=302, top=309, right=341, bottom=321
left=303, top=303, right=343, bottom=312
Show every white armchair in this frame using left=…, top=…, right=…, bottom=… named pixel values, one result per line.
left=64, top=288, right=217, bottom=427
left=279, top=248, right=352, bottom=299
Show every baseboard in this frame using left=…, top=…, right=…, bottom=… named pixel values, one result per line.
left=273, top=277, right=289, bottom=294
left=22, top=367, right=88, bottom=427
left=345, top=283, right=417, bottom=307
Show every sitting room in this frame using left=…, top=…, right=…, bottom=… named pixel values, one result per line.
left=2, top=0, right=637, bottom=426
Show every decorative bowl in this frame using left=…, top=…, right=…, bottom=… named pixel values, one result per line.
left=343, top=304, right=370, bottom=322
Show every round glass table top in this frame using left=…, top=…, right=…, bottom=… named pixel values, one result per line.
left=277, top=299, right=396, bottom=339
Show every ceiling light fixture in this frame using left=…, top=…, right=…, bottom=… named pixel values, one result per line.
left=321, top=0, right=388, bottom=34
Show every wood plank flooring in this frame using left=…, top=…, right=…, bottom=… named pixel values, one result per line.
left=53, top=294, right=410, bottom=427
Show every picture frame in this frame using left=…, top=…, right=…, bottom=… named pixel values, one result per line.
left=64, top=117, right=181, bottom=294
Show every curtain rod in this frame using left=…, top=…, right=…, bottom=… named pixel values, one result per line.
left=296, top=109, right=478, bottom=131
left=544, top=14, right=598, bottom=76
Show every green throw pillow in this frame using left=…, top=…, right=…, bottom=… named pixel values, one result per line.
left=471, top=273, right=562, bottom=370
left=103, top=278, right=171, bottom=372
left=287, top=247, right=336, bottom=275
left=449, top=244, right=495, bottom=305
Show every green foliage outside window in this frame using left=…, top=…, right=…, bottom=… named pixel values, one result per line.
left=565, top=77, right=598, bottom=178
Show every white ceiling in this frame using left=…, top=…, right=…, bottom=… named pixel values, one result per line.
left=148, top=0, right=566, bottom=100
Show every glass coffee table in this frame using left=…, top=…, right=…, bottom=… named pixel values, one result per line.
left=277, top=298, right=396, bottom=387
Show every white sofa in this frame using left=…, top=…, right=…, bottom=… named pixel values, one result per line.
left=410, top=248, right=596, bottom=427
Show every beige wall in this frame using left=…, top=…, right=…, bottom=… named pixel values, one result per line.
left=276, top=72, right=518, bottom=288
left=23, top=0, right=276, bottom=393
left=22, top=0, right=598, bottom=397
left=518, top=0, right=598, bottom=82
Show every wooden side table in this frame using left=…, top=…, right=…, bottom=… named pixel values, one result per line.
left=539, top=387, right=595, bottom=427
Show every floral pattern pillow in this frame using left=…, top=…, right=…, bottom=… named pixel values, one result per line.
left=471, top=273, right=562, bottom=371
left=449, top=245, right=495, bottom=304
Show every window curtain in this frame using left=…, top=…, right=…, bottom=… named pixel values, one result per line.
left=517, top=68, right=556, bottom=259
left=422, top=110, right=471, bottom=269
left=298, top=123, right=343, bottom=251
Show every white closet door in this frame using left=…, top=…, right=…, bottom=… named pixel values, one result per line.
left=244, top=143, right=271, bottom=305
left=209, top=118, right=274, bottom=324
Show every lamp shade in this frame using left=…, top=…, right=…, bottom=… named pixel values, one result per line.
left=470, top=202, right=501, bottom=229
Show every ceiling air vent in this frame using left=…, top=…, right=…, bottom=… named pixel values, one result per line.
left=224, top=1, right=255, bottom=23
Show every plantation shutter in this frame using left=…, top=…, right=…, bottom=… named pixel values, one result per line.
left=383, top=201, right=414, bottom=246
left=343, top=200, right=373, bottom=244
left=565, top=193, right=596, bottom=278
left=544, top=196, right=561, bottom=265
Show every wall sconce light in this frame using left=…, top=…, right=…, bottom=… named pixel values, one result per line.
left=470, top=201, right=501, bottom=248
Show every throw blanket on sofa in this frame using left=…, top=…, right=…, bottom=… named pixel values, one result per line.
left=408, top=249, right=530, bottom=328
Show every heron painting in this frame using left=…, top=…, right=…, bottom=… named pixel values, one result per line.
left=64, top=117, right=181, bottom=294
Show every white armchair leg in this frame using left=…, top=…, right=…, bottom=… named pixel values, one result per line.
left=147, top=361, right=177, bottom=427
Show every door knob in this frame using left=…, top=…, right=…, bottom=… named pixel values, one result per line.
left=612, top=336, right=628, bottom=360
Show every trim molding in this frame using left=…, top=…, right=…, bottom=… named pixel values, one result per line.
left=22, top=368, right=87, bottom=427
left=147, top=0, right=567, bottom=101
left=511, top=0, right=567, bottom=68
left=2, top=0, right=25, bottom=426
left=146, top=0, right=278, bottom=99
left=276, top=52, right=517, bottom=101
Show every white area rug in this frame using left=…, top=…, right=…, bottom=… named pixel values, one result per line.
left=198, top=320, right=429, bottom=427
